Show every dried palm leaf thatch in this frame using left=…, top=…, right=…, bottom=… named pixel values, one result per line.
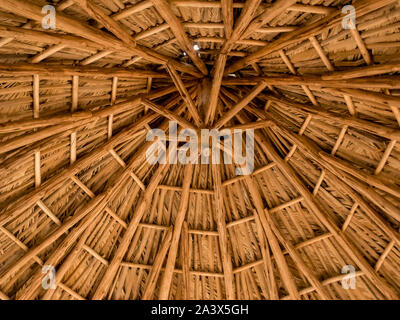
left=0, top=0, right=399, bottom=300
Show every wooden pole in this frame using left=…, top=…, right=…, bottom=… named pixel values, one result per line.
left=158, top=164, right=194, bottom=299
left=212, top=163, right=235, bottom=299
left=92, top=163, right=170, bottom=300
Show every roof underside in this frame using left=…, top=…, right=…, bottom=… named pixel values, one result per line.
left=0, top=0, right=400, bottom=300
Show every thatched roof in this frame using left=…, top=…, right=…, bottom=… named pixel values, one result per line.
left=0, top=0, right=400, bottom=300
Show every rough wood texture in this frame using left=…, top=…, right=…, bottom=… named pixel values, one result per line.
left=0, top=0, right=400, bottom=301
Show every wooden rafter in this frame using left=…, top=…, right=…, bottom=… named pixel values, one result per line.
left=142, top=99, right=198, bottom=130
left=263, top=93, right=400, bottom=141
left=243, top=175, right=300, bottom=299
left=256, top=127, right=400, bottom=299
left=240, top=0, right=297, bottom=41
left=225, top=0, right=396, bottom=74
left=222, top=0, right=262, bottom=53
left=206, top=55, right=227, bottom=125
left=92, top=162, right=170, bottom=300
left=215, top=81, right=267, bottom=129
left=221, top=0, right=233, bottom=39
left=142, top=227, right=173, bottom=299
left=222, top=85, right=400, bottom=299
left=166, top=64, right=203, bottom=127
left=149, top=0, right=208, bottom=75
left=1, top=0, right=400, bottom=302
left=240, top=107, right=400, bottom=299
left=212, top=163, right=235, bottom=299
left=0, top=0, right=201, bottom=77
left=158, top=164, right=194, bottom=299
left=0, top=87, right=188, bottom=229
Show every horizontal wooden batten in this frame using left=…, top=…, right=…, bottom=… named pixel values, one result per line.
left=0, top=63, right=169, bottom=79
left=222, top=74, right=400, bottom=89
left=0, top=0, right=399, bottom=302
left=281, top=271, right=365, bottom=299
left=170, top=0, right=335, bottom=14
left=157, top=185, right=214, bottom=195
left=222, top=162, right=277, bottom=186
left=120, top=261, right=224, bottom=278
left=266, top=94, right=400, bottom=141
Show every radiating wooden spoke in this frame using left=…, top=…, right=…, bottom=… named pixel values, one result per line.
left=0, top=0, right=399, bottom=302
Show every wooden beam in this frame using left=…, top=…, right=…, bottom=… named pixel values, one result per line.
left=33, top=75, right=40, bottom=119
left=70, top=75, right=79, bottom=164
left=215, top=81, right=267, bottom=129
left=142, top=99, right=198, bottom=130
left=319, top=152, right=400, bottom=200
left=222, top=74, right=400, bottom=89
left=0, top=63, right=169, bottom=79
left=112, top=1, right=153, bottom=21
left=212, top=163, right=235, bottom=299
left=326, top=87, right=400, bottom=108
left=243, top=175, right=300, bottom=299
left=57, top=0, right=75, bottom=11
left=289, top=4, right=335, bottom=15
left=281, top=271, right=365, bottom=299
left=157, top=185, right=214, bottom=195
left=225, top=0, right=396, bottom=74
left=142, top=227, right=173, bottom=300
left=206, top=54, right=227, bottom=125
left=350, top=28, right=372, bottom=65
left=134, top=23, right=170, bottom=41
left=309, top=35, right=334, bottom=71
left=265, top=94, right=400, bottom=141
left=240, top=0, right=297, bottom=41
left=222, top=0, right=262, bottom=53
left=0, top=25, right=103, bottom=51
left=244, top=117, right=400, bottom=299
left=92, top=163, right=170, bottom=299
left=149, top=0, right=208, bottom=75
left=120, top=262, right=224, bottom=278
left=158, top=164, right=194, bottom=299
left=322, top=60, right=400, bottom=80
left=30, top=44, right=66, bottom=63
left=375, top=140, right=397, bottom=175
left=269, top=119, right=400, bottom=236
left=0, top=101, right=169, bottom=227
left=34, top=151, right=41, bottom=188
left=221, top=0, right=233, bottom=39
left=108, top=77, right=118, bottom=139
left=0, top=0, right=201, bottom=77
left=256, top=26, right=298, bottom=33
left=170, top=1, right=336, bottom=14
left=71, top=0, right=137, bottom=50
left=80, top=50, right=113, bottom=65
left=181, top=221, right=191, bottom=299
left=33, top=74, right=41, bottom=188
left=166, top=64, right=203, bottom=127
